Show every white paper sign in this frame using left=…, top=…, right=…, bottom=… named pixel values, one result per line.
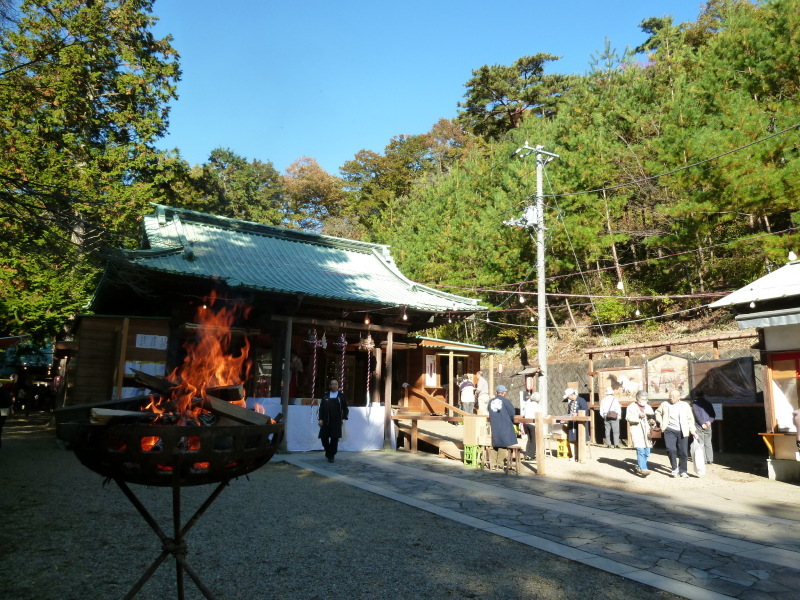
left=135, top=334, right=168, bottom=350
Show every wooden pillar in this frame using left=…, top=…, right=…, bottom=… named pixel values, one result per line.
left=384, top=330, right=394, bottom=448
left=280, top=318, right=293, bottom=452
left=588, top=352, right=595, bottom=445
left=535, top=416, right=546, bottom=476
left=448, top=351, right=454, bottom=417
left=373, top=346, right=382, bottom=405
left=713, top=340, right=720, bottom=360
left=577, top=410, right=587, bottom=463
left=113, top=318, right=130, bottom=399
left=489, top=355, right=495, bottom=395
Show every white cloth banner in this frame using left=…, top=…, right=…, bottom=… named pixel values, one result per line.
left=247, top=398, right=395, bottom=452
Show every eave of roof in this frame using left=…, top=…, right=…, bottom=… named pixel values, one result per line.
left=124, top=205, right=481, bottom=315
left=412, top=336, right=504, bottom=354
left=710, top=260, right=800, bottom=308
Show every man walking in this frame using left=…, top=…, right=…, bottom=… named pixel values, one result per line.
left=318, top=379, right=348, bottom=463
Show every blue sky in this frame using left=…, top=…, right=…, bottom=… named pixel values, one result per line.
left=151, top=1, right=706, bottom=175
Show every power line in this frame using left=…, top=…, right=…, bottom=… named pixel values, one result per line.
left=543, top=122, right=800, bottom=199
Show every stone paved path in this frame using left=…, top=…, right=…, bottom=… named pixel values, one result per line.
left=283, top=451, right=800, bottom=600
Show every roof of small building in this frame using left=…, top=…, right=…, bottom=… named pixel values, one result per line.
left=710, top=260, right=800, bottom=308
left=125, top=205, right=481, bottom=314
left=412, top=336, right=504, bottom=354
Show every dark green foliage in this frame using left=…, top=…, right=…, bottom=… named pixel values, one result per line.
left=0, top=0, right=180, bottom=341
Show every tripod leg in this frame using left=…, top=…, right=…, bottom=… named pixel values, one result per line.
left=123, top=552, right=171, bottom=600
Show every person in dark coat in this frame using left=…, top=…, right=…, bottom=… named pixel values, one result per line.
left=563, top=387, right=589, bottom=461
left=488, top=385, right=517, bottom=469
left=692, top=391, right=716, bottom=465
left=0, top=384, right=13, bottom=450
left=317, top=379, right=348, bottom=463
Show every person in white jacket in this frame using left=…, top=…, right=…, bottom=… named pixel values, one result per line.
left=626, top=390, right=655, bottom=477
left=521, top=392, right=544, bottom=460
left=599, top=387, right=622, bottom=448
left=656, top=389, right=697, bottom=478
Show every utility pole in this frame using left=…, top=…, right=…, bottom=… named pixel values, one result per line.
left=507, top=142, right=559, bottom=408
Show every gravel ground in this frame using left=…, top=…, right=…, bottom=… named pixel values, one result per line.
left=0, top=415, right=693, bottom=600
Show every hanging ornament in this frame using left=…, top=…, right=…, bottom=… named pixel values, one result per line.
left=360, top=333, right=375, bottom=405
left=305, top=329, right=322, bottom=399
left=333, top=334, right=347, bottom=392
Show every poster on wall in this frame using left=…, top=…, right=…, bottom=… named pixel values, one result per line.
left=646, top=352, right=691, bottom=400
left=691, top=357, right=757, bottom=403
left=596, top=366, right=644, bottom=406
left=425, top=354, right=437, bottom=387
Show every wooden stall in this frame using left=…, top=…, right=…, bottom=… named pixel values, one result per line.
left=66, top=316, right=169, bottom=405
left=584, top=331, right=760, bottom=449
left=710, top=261, right=800, bottom=481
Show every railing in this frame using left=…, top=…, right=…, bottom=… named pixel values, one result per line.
left=402, top=386, right=470, bottom=416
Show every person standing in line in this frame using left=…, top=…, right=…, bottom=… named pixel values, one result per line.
left=599, top=387, right=622, bottom=448
left=691, top=391, right=716, bottom=465
left=317, top=379, right=348, bottom=463
left=0, top=384, right=14, bottom=450
left=488, top=384, right=517, bottom=470
left=626, top=390, right=655, bottom=476
left=521, top=391, right=543, bottom=461
left=656, top=389, right=697, bottom=478
left=458, top=375, right=475, bottom=415
left=563, top=387, right=589, bottom=461
left=475, top=370, right=490, bottom=415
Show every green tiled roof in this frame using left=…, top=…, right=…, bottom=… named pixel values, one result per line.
left=126, top=205, right=481, bottom=313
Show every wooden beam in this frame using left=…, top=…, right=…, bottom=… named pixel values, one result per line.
left=272, top=314, right=408, bottom=334
left=583, top=330, right=757, bottom=354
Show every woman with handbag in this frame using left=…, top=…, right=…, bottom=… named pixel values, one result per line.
left=626, top=390, right=655, bottom=477
left=599, top=387, right=622, bottom=448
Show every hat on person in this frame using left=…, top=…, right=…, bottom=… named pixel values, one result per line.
left=496, top=384, right=508, bottom=393
left=563, top=387, right=578, bottom=399
left=605, top=387, right=614, bottom=396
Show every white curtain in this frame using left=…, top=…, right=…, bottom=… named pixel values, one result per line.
left=247, top=398, right=395, bottom=452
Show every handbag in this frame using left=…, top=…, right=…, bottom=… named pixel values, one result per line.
left=606, top=410, right=618, bottom=421
left=648, top=426, right=662, bottom=439
left=691, top=441, right=706, bottom=475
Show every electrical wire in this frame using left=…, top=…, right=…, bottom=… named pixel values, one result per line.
left=543, top=122, right=800, bottom=199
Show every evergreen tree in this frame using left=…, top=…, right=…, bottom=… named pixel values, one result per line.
left=0, top=0, right=180, bottom=340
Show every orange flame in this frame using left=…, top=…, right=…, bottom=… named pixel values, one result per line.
left=165, top=291, right=252, bottom=414
left=141, top=436, right=161, bottom=452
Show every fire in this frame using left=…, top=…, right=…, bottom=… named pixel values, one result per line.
left=163, top=291, right=252, bottom=417
left=141, top=436, right=161, bottom=452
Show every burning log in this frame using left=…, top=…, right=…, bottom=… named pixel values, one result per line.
left=203, top=396, right=271, bottom=426
left=89, top=408, right=159, bottom=425
left=131, top=369, right=177, bottom=393
left=206, top=384, right=244, bottom=403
